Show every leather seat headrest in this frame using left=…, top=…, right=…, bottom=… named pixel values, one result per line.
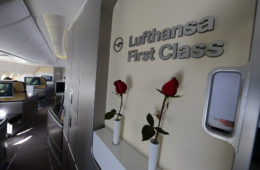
left=13, top=82, right=25, bottom=93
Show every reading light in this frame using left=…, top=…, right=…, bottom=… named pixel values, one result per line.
left=56, top=53, right=67, bottom=59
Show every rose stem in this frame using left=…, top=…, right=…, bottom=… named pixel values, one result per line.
left=154, top=96, right=167, bottom=144
left=116, top=94, right=123, bottom=121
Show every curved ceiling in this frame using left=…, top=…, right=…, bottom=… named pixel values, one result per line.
left=25, top=0, right=86, bottom=60
left=0, top=0, right=86, bottom=66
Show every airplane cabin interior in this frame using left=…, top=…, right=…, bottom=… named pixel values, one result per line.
left=0, top=0, right=260, bottom=170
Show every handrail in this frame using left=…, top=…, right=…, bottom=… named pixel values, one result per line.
left=0, top=119, right=7, bottom=129
left=47, top=107, right=63, bottom=127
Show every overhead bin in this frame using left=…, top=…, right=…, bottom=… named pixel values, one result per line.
left=0, top=0, right=29, bottom=28
left=0, top=16, right=56, bottom=65
left=0, top=0, right=58, bottom=65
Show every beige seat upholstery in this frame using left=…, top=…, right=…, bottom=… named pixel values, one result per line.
left=34, top=78, right=47, bottom=89
left=0, top=81, right=27, bottom=102
left=3, top=77, right=12, bottom=80
left=60, top=109, right=64, bottom=122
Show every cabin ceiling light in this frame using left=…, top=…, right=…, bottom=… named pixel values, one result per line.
left=56, top=53, right=67, bottom=59
left=0, top=51, right=8, bottom=56
left=43, top=14, right=67, bottom=59
left=0, top=55, right=28, bottom=64
left=0, top=51, right=38, bottom=65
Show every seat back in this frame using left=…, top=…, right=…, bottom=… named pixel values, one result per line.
left=3, top=77, right=12, bottom=80
left=0, top=81, right=27, bottom=102
left=34, top=77, right=47, bottom=89
left=47, top=107, right=63, bottom=164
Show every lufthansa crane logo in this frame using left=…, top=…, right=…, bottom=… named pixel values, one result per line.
left=113, top=37, right=123, bottom=52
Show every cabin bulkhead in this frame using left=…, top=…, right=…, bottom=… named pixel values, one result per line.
left=0, top=0, right=260, bottom=170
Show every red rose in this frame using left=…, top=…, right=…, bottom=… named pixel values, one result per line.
left=114, top=80, right=127, bottom=94
left=171, top=77, right=179, bottom=88
left=161, top=78, right=178, bottom=97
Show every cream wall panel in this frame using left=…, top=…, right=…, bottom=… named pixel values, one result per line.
left=105, top=0, right=256, bottom=170
left=0, top=60, right=38, bottom=81
left=34, top=66, right=54, bottom=76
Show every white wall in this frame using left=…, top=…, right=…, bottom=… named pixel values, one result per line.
left=34, top=66, right=54, bottom=77
left=105, top=0, right=256, bottom=169
left=0, top=62, right=55, bottom=81
left=0, top=60, right=38, bottom=81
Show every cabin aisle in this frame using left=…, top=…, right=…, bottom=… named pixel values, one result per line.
left=5, top=105, right=60, bottom=170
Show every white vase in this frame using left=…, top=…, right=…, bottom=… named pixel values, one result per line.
left=113, top=119, right=121, bottom=145
left=148, top=139, right=160, bottom=170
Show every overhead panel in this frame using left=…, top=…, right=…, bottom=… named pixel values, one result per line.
left=0, top=17, right=55, bottom=65
left=0, top=55, right=33, bottom=64
left=0, top=0, right=30, bottom=28
left=43, top=14, right=67, bottom=59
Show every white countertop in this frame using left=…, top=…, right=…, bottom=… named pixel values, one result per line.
left=93, top=127, right=162, bottom=170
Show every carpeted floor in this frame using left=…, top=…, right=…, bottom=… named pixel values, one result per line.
left=5, top=105, right=61, bottom=170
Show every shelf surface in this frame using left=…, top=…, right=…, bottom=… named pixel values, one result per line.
left=93, top=127, right=162, bottom=170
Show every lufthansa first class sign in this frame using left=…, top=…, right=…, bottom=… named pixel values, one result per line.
left=126, top=16, right=224, bottom=62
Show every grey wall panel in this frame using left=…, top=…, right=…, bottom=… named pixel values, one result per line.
left=76, top=0, right=102, bottom=169
left=76, top=0, right=118, bottom=169
left=63, top=0, right=117, bottom=169
left=47, top=108, right=63, bottom=162
left=68, top=18, right=82, bottom=161
left=233, top=1, right=260, bottom=169
left=62, top=21, right=73, bottom=170
left=68, top=148, right=77, bottom=170
left=93, top=0, right=118, bottom=130
left=63, top=26, right=73, bottom=139
left=68, top=112, right=78, bottom=161
left=53, top=67, right=64, bottom=83
left=62, top=133, right=69, bottom=170
left=69, top=19, right=81, bottom=116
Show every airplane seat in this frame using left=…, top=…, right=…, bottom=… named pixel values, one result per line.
left=33, top=78, right=53, bottom=106
left=3, top=77, right=12, bottom=80
left=47, top=107, right=63, bottom=166
left=34, top=77, right=47, bottom=89
left=59, top=107, right=64, bottom=123
left=13, top=81, right=27, bottom=100
left=13, top=81, right=27, bottom=93
left=0, top=119, right=7, bottom=169
left=0, top=81, right=27, bottom=102
left=52, top=100, right=64, bottom=122
left=0, top=81, right=38, bottom=136
left=46, top=98, right=64, bottom=165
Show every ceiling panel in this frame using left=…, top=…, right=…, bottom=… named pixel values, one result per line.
left=0, top=0, right=86, bottom=66
left=0, top=0, right=29, bottom=28
left=25, top=0, right=86, bottom=59
left=0, top=17, right=56, bottom=65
